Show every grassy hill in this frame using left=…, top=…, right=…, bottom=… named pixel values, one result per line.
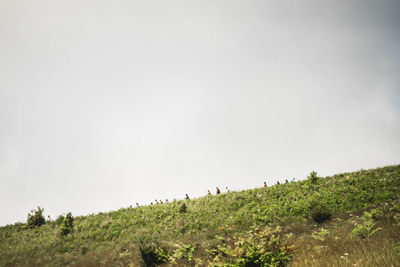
left=1, top=165, right=400, bottom=266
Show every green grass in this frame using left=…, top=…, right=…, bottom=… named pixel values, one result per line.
left=1, top=164, right=400, bottom=266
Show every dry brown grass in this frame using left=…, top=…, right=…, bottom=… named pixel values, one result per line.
left=289, top=215, right=400, bottom=267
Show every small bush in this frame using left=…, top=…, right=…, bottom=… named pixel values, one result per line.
left=351, top=214, right=382, bottom=239
left=179, top=203, right=187, bottom=213
left=209, top=226, right=293, bottom=266
left=55, top=215, right=65, bottom=226
left=308, top=200, right=331, bottom=224
left=27, top=207, right=46, bottom=228
left=60, top=212, right=74, bottom=236
left=169, top=243, right=197, bottom=265
left=311, top=227, right=330, bottom=241
left=307, top=171, right=318, bottom=184
left=138, top=241, right=169, bottom=267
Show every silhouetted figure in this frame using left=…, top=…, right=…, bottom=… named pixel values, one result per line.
left=160, top=200, right=163, bottom=204
left=264, top=182, right=267, bottom=187
left=185, top=194, right=190, bottom=200
left=136, top=203, right=139, bottom=207
left=165, top=199, right=169, bottom=203
left=226, top=186, right=230, bottom=193
left=155, top=199, right=159, bottom=204
left=276, top=181, right=280, bottom=185
left=207, top=190, right=211, bottom=196
left=291, top=178, right=295, bottom=183
left=285, top=179, right=289, bottom=184
left=216, top=187, right=221, bottom=195
left=150, top=202, right=153, bottom=205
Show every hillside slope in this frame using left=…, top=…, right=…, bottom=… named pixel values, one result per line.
left=1, top=165, right=400, bottom=266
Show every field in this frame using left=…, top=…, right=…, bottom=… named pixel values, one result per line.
left=1, top=165, right=400, bottom=266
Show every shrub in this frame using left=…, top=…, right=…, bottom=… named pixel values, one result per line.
left=27, top=206, right=46, bottom=228
left=179, top=203, right=187, bottom=213
left=307, top=171, right=318, bottom=184
left=138, top=240, right=169, bottom=267
left=55, top=215, right=65, bottom=226
left=311, top=228, right=330, bottom=241
left=209, top=226, right=293, bottom=266
left=351, top=213, right=382, bottom=239
left=60, top=212, right=74, bottom=236
left=308, top=200, right=331, bottom=224
left=169, top=243, right=197, bottom=265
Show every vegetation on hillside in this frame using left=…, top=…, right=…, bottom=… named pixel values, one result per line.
left=1, top=165, right=400, bottom=266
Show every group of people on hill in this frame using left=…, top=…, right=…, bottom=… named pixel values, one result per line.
left=135, top=178, right=296, bottom=207
left=189, top=186, right=225, bottom=200
left=264, top=178, right=296, bottom=187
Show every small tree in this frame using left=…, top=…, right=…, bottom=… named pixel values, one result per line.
left=27, top=206, right=46, bottom=228
left=307, top=171, right=318, bottom=184
left=60, top=212, right=74, bottom=236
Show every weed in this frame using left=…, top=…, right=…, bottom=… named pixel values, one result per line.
left=209, top=225, right=292, bottom=266
left=311, top=228, right=330, bottom=241
left=169, top=243, right=197, bottom=265
left=351, top=214, right=382, bottom=239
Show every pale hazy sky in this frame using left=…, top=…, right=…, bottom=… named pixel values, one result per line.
left=1, top=0, right=399, bottom=225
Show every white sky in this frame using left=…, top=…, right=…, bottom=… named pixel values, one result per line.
left=1, top=0, right=400, bottom=225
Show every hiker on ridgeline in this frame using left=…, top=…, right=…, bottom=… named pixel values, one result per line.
left=165, top=199, right=169, bottom=203
left=155, top=199, right=159, bottom=204
left=160, top=200, right=163, bottom=204
left=264, top=182, right=267, bottom=187
left=136, top=202, right=139, bottom=207
left=216, top=187, right=221, bottom=195
left=150, top=202, right=153, bottom=205
left=207, top=190, right=211, bottom=196
left=276, top=181, right=280, bottom=185
left=291, top=178, right=295, bottom=183
left=226, top=186, right=230, bottom=193
left=285, top=179, right=289, bottom=184
left=185, top=194, right=190, bottom=200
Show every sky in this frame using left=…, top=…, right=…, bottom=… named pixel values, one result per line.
left=1, top=0, right=400, bottom=226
